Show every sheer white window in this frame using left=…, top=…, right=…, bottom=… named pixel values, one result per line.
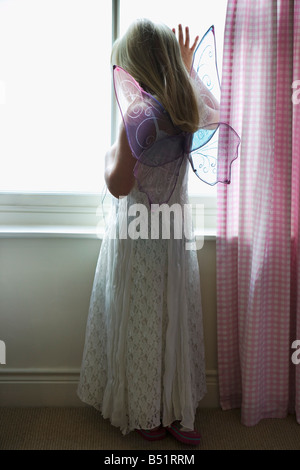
left=0, top=0, right=227, bottom=235
left=0, top=0, right=227, bottom=196
left=0, top=0, right=111, bottom=193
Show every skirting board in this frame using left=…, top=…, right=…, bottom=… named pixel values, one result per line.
left=0, top=369, right=219, bottom=408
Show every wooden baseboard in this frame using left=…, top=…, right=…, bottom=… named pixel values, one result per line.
left=0, top=368, right=219, bottom=407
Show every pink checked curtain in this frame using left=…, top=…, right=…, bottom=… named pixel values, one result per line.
left=217, top=0, right=300, bottom=425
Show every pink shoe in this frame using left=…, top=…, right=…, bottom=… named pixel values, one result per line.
left=136, top=426, right=167, bottom=441
left=166, top=421, right=201, bottom=446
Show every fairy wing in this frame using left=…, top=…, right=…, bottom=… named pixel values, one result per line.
left=189, top=26, right=240, bottom=185
left=112, top=26, right=240, bottom=202
left=187, top=123, right=240, bottom=185
left=191, top=25, right=221, bottom=107
left=113, top=65, right=185, bottom=205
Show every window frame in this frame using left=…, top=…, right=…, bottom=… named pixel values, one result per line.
left=0, top=0, right=217, bottom=239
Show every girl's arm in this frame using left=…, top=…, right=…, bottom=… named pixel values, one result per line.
left=104, top=122, right=136, bottom=198
left=172, top=24, right=199, bottom=73
left=191, top=69, right=220, bottom=124
left=191, top=69, right=220, bottom=111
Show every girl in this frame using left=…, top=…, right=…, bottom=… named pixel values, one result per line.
left=77, top=19, right=219, bottom=446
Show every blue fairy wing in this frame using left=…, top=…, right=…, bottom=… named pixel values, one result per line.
left=189, top=123, right=240, bottom=185
left=189, top=26, right=240, bottom=185
left=113, top=65, right=186, bottom=204
left=191, top=25, right=221, bottom=112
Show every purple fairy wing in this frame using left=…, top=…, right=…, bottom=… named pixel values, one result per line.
left=113, top=65, right=185, bottom=205
left=189, top=26, right=240, bottom=185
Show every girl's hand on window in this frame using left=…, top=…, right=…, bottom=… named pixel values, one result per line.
left=172, top=24, right=199, bottom=73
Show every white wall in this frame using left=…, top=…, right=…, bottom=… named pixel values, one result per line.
left=0, top=236, right=219, bottom=407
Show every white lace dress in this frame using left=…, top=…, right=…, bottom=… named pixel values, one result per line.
left=77, top=158, right=206, bottom=435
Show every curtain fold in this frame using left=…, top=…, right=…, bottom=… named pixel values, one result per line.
left=217, top=0, right=300, bottom=425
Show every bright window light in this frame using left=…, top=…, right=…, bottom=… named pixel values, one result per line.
left=0, top=0, right=111, bottom=193
left=0, top=0, right=227, bottom=197
left=119, top=0, right=228, bottom=197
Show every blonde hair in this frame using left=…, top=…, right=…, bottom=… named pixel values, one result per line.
left=111, top=19, right=201, bottom=133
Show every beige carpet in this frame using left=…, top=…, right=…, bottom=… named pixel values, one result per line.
left=1, top=407, right=300, bottom=450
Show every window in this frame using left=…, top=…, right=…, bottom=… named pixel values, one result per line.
left=0, top=0, right=111, bottom=193
left=0, top=0, right=228, bottom=236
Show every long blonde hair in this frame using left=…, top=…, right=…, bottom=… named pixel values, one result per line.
left=111, top=19, right=201, bottom=133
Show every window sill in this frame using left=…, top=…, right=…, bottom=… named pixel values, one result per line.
left=0, top=192, right=217, bottom=239
left=0, top=225, right=103, bottom=239
left=0, top=225, right=217, bottom=240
